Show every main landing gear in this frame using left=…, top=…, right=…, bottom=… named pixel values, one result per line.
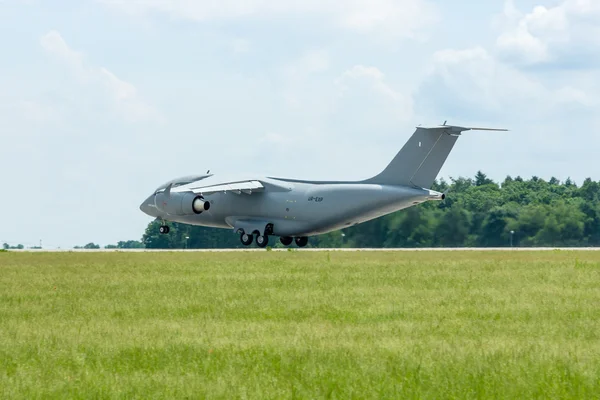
left=256, top=235, right=269, bottom=248
left=280, top=236, right=293, bottom=246
left=294, top=237, right=308, bottom=247
left=280, top=236, right=308, bottom=247
left=240, top=232, right=253, bottom=246
left=239, top=231, right=269, bottom=248
left=238, top=232, right=308, bottom=248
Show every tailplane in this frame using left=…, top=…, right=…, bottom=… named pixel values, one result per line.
left=365, top=123, right=508, bottom=189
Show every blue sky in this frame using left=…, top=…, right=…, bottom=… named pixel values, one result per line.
left=1, top=0, right=598, bottom=248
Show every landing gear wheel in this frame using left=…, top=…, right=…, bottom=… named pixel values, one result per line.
left=280, top=236, right=293, bottom=246
left=295, top=237, right=308, bottom=247
left=256, top=235, right=269, bottom=248
left=159, top=225, right=170, bottom=234
left=240, top=232, right=253, bottom=246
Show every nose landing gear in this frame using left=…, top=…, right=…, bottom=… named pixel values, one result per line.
left=159, top=225, right=170, bottom=234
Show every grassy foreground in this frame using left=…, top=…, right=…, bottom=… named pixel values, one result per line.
left=1, top=250, right=600, bottom=399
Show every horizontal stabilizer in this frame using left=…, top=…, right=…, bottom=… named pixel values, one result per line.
left=417, top=125, right=509, bottom=135
left=466, top=127, right=509, bottom=131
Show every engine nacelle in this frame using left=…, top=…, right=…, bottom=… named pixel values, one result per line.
left=192, top=197, right=210, bottom=213
left=154, top=192, right=210, bottom=216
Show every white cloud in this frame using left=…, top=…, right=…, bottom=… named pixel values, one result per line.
left=279, top=50, right=333, bottom=112
left=277, top=52, right=412, bottom=123
left=283, top=50, right=330, bottom=78
left=40, top=30, right=160, bottom=122
left=335, top=0, right=438, bottom=38
left=17, top=100, right=63, bottom=123
left=335, top=65, right=413, bottom=120
left=413, top=41, right=600, bottom=184
left=259, top=132, right=287, bottom=144
left=253, top=61, right=414, bottom=172
left=231, top=38, right=251, bottom=54
left=99, top=0, right=438, bottom=39
left=40, top=30, right=81, bottom=62
left=99, top=68, right=158, bottom=122
left=496, top=0, right=600, bottom=66
left=417, top=46, right=595, bottom=119
left=337, top=65, right=402, bottom=102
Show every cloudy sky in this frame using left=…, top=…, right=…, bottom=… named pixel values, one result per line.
left=1, top=0, right=598, bottom=248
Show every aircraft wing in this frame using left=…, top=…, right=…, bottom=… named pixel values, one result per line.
left=187, top=180, right=265, bottom=195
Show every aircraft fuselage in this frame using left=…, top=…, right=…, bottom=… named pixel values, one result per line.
left=140, top=176, right=443, bottom=239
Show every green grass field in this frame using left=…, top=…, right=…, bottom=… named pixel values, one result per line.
left=1, top=250, right=600, bottom=399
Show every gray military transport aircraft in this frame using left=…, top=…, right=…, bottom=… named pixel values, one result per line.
left=140, top=123, right=506, bottom=248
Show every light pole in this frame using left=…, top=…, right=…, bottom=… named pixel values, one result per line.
left=510, top=231, right=514, bottom=248
left=185, top=236, right=190, bottom=250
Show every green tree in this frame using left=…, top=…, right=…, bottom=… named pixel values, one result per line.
left=117, top=240, right=144, bottom=249
left=479, top=205, right=519, bottom=247
left=475, top=171, right=494, bottom=186
left=580, top=178, right=600, bottom=202
left=342, top=218, right=387, bottom=248
left=510, top=205, right=547, bottom=246
left=581, top=202, right=600, bottom=246
left=435, top=207, right=471, bottom=247
left=385, top=206, right=435, bottom=247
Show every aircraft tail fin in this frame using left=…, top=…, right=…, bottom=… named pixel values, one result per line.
left=365, top=124, right=508, bottom=189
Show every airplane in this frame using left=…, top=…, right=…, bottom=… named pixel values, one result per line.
left=140, top=123, right=507, bottom=248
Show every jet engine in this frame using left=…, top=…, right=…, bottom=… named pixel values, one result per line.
left=154, top=192, right=210, bottom=216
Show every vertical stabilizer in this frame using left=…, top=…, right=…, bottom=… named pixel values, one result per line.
left=365, top=124, right=507, bottom=189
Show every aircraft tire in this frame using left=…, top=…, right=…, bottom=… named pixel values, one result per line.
left=240, top=233, right=253, bottom=246
left=280, top=236, right=293, bottom=246
left=159, top=225, right=170, bottom=234
left=256, top=235, right=269, bottom=248
left=295, top=237, right=308, bottom=247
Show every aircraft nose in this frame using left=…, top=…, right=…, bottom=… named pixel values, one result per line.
left=139, top=194, right=158, bottom=217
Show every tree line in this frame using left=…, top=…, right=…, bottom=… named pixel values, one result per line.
left=138, top=172, right=600, bottom=249
left=73, top=241, right=145, bottom=250
left=2, top=241, right=145, bottom=250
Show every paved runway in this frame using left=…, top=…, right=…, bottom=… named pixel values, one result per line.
left=7, top=247, right=600, bottom=252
